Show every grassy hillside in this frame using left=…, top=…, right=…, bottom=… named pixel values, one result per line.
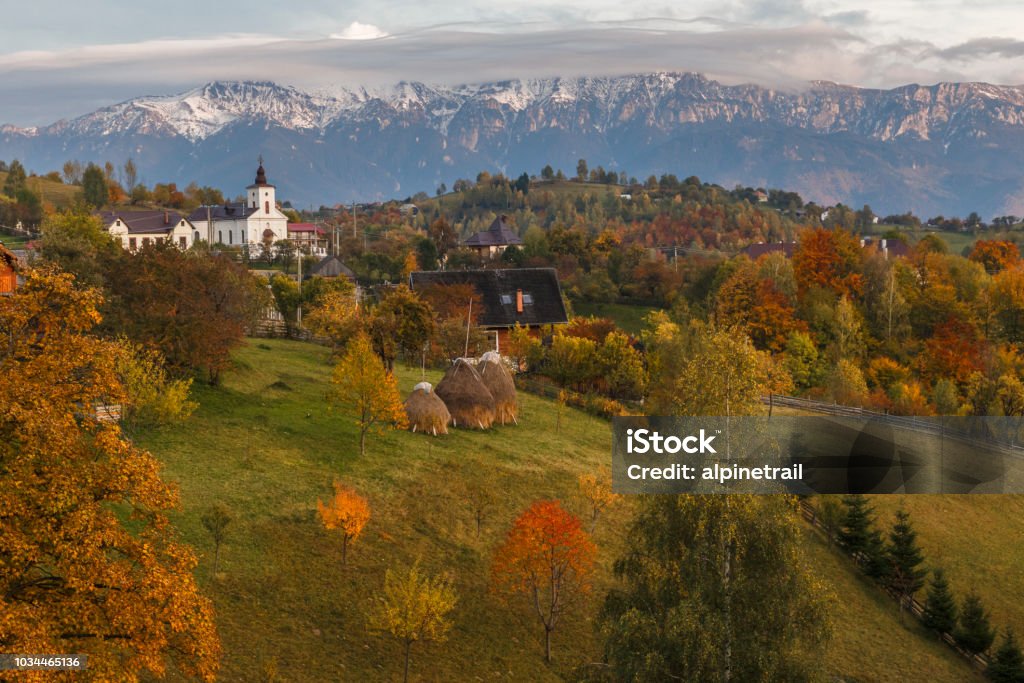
left=0, top=170, right=81, bottom=210
left=141, top=338, right=982, bottom=682
left=570, top=301, right=658, bottom=335
left=872, top=495, right=1024, bottom=640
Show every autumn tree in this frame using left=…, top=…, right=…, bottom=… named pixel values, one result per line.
left=600, top=495, right=831, bottom=681
left=112, top=339, right=197, bottom=431
left=371, top=285, right=435, bottom=366
left=491, top=500, right=596, bottom=662
left=0, top=268, right=220, bottom=681
left=303, top=286, right=360, bottom=352
left=102, top=243, right=268, bottom=384
left=792, top=227, right=864, bottom=298
left=317, top=481, right=371, bottom=564
left=970, top=240, right=1020, bottom=274
left=367, top=562, right=457, bottom=683
left=577, top=466, right=622, bottom=532
left=329, top=331, right=408, bottom=455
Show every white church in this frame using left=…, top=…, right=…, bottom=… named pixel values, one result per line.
left=187, top=160, right=289, bottom=249
left=99, top=160, right=290, bottom=251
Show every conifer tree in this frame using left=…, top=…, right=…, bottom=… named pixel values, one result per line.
left=838, top=494, right=873, bottom=553
left=922, top=569, right=958, bottom=636
left=988, top=629, right=1024, bottom=683
left=888, top=509, right=926, bottom=613
left=862, top=528, right=892, bottom=581
left=957, top=592, right=996, bottom=655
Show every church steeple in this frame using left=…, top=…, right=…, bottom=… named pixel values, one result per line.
left=254, top=155, right=268, bottom=186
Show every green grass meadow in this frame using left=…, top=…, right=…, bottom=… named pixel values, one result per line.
left=141, top=338, right=984, bottom=682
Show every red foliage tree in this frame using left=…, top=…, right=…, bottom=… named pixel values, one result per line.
left=490, top=500, right=596, bottom=662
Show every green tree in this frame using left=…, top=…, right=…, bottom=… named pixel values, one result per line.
left=201, top=503, right=234, bottom=577
left=576, top=158, right=588, bottom=182
left=367, top=562, right=457, bottom=683
left=373, top=285, right=435, bottom=365
left=82, top=162, right=109, bottom=208
left=2, top=159, right=27, bottom=197
left=887, top=509, right=926, bottom=616
left=922, top=569, right=958, bottom=636
left=816, top=495, right=845, bottom=548
left=956, top=592, right=996, bottom=655
left=600, top=495, right=831, bottom=682
left=37, top=206, right=119, bottom=288
left=988, top=629, right=1024, bottom=683
left=837, top=495, right=875, bottom=554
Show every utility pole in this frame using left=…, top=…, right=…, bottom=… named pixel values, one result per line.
left=296, top=245, right=303, bottom=326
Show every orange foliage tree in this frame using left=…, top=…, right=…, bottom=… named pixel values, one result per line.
left=330, top=331, right=408, bottom=456
left=317, top=481, right=371, bottom=565
left=792, top=227, right=864, bottom=298
left=0, top=268, right=219, bottom=681
left=490, top=500, right=596, bottom=662
left=969, top=240, right=1020, bottom=275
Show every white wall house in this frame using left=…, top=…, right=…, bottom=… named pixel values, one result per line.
left=100, top=210, right=195, bottom=250
left=187, top=162, right=289, bottom=252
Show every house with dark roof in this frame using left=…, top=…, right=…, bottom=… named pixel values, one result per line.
left=98, top=210, right=195, bottom=250
left=860, top=236, right=910, bottom=259
left=463, top=215, right=523, bottom=258
left=310, top=255, right=356, bottom=280
left=409, top=267, right=568, bottom=351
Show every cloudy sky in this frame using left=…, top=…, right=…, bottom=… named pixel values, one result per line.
left=4, top=0, right=1024, bottom=125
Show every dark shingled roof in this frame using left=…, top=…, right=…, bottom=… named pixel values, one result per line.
left=409, top=268, right=568, bottom=328
left=186, top=203, right=257, bottom=223
left=99, top=210, right=190, bottom=234
left=463, top=215, right=523, bottom=248
left=311, top=256, right=355, bottom=279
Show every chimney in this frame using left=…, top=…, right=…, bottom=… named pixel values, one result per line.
left=516, top=289, right=523, bottom=314
left=164, top=211, right=169, bottom=225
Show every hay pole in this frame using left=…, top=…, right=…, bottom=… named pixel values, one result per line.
left=463, top=298, right=473, bottom=358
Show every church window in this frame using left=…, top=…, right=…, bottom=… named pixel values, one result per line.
left=265, top=201, right=270, bottom=213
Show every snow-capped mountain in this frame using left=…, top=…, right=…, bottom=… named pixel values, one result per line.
left=5, top=73, right=1024, bottom=216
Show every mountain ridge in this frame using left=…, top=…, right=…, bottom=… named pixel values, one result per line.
left=3, top=73, right=1024, bottom=215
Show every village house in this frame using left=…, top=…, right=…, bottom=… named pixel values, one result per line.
left=99, top=210, right=195, bottom=250
left=463, top=215, right=523, bottom=258
left=288, top=223, right=329, bottom=256
left=188, top=161, right=289, bottom=250
left=409, top=268, right=568, bottom=351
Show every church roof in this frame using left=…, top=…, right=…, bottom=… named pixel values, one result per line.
left=463, top=215, right=523, bottom=248
left=187, top=203, right=257, bottom=223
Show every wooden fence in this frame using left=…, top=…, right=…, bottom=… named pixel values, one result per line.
left=799, top=499, right=991, bottom=672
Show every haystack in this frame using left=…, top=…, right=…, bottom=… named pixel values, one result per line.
left=404, top=382, right=451, bottom=436
left=435, top=359, right=496, bottom=430
left=478, top=351, right=518, bottom=425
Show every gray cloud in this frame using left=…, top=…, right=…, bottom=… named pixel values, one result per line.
left=2, top=20, right=1024, bottom=126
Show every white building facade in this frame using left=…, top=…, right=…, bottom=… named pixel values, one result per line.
left=188, top=162, right=289, bottom=251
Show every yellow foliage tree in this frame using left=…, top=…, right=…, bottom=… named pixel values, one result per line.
left=0, top=268, right=220, bottom=681
left=317, top=481, right=371, bottom=564
left=303, top=288, right=360, bottom=352
left=367, top=562, right=457, bottom=683
left=401, top=251, right=419, bottom=281
left=577, top=466, right=622, bottom=532
left=330, top=331, right=408, bottom=455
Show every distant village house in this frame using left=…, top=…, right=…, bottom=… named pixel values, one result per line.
left=463, top=215, right=523, bottom=258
